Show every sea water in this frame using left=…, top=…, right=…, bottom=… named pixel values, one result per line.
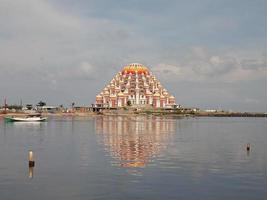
left=0, top=116, right=266, bottom=200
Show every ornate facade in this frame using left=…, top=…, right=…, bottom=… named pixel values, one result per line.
left=95, top=63, right=176, bottom=108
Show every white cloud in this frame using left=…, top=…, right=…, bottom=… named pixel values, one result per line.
left=245, top=98, right=260, bottom=104
left=80, top=62, right=94, bottom=74
left=152, top=64, right=182, bottom=76
left=151, top=47, right=267, bottom=84
left=60, top=61, right=96, bottom=80
left=151, top=48, right=237, bottom=81
left=241, top=56, right=267, bottom=70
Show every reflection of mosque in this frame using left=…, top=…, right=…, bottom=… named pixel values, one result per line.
left=95, top=116, right=176, bottom=168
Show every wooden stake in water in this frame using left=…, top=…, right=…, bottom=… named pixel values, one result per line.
left=28, top=151, right=35, bottom=167
left=246, top=143, right=251, bottom=151
left=4, top=97, right=7, bottom=114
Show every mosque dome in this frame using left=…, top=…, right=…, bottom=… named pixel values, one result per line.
left=118, top=91, right=124, bottom=96
left=122, top=63, right=149, bottom=75
left=96, top=94, right=102, bottom=98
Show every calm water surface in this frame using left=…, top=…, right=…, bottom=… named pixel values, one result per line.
left=0, top=116, right=266, bottom=200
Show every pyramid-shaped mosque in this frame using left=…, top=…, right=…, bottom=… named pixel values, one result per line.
left=95, top=63, right=176, bottom=108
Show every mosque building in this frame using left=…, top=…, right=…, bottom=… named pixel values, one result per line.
left=95, top=63, right=176, bottom=109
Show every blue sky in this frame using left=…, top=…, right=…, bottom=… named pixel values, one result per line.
left=0, top=0, right=267, bottom=111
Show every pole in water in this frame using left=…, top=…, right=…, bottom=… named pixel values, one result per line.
left=28, top=151, right=35, bottom=167
left=246, top=143, right=251, bottom=151
left=4, top=97, right=7, bottom=114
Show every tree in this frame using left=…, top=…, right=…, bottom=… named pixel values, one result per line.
left=26, top=104, right=33, bottom=110
left=58, top=104, right=64, bottom=111
left=37, top=101, right=46, bottom=107
left=7, top=105, right=22, bottom=110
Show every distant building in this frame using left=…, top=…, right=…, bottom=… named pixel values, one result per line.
left=73, top=106, right=90, bottom=112
left=38, top=106, right=58, bottom=113
left=95, top=63, right=176, bottom=109
left=204, top=109, right=217, bottom=113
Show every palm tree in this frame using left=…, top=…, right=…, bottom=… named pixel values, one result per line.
left=71, top=102, right=75, bottom=112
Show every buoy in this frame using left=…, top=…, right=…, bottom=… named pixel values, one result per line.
left=28, top=151, right=35, bottom=167
left=246, top=143, right=250, bottom=151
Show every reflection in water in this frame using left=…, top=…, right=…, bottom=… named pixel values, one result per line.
left=95, top=116, right=176, bottom=168
left=29, top=166, right=34, bottom=179
left=12, top=121, right=47, bottom=128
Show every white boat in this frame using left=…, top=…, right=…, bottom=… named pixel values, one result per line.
left=5, top=114, right=47, bottom=122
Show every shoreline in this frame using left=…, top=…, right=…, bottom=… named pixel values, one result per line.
left=1, top=111, right=267, bottom=118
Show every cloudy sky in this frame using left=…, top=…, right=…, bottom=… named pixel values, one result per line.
left=1, top=0, right=267, bottom=111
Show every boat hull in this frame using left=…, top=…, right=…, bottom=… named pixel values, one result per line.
left=4, top=117, right=47, bottom=122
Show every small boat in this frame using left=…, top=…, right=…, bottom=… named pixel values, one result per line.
left=4, top=114, right=47, bottom=122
